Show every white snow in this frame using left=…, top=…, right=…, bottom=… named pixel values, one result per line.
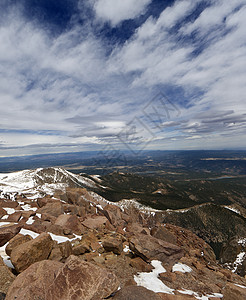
left=235, top=284, right=246, bottom=289
left=48, top=232, right=81, bottom=244
left=172, top=263, right=192, bottom=273
left=232, top=252, right=245, bottom=272
left=3, top=208, right=15, bottom=215
left=1, top=215, right=9, bottom=220
left=21, top=204, right=37, bottom=211
left=134, top=260, right=174, bottom=294
left=3, top=258, right=14, bottom=269
left=224, top=206, right=241, bottom=215
left=26, top=216, right=35, bottom=225
left=123, top=245, right=130, bottom=253
left=238, top=238, right=246, bottom=245
left=0, top=167, right=97, bottom=200
left=19, top=228, right=39, bottom=239
left=0, top=222, right=11, bottom=226
left=178, top=289, right=223, bottom=299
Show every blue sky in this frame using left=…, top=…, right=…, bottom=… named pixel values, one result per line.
left=0, top=0, right=246, bottom=156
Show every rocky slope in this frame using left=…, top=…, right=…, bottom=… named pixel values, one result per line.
left=0, top=168, right=246, bottom=299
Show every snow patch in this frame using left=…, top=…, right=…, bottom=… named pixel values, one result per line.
left=3, top=208, right=15, bottom=215
left=134, top=260, right=174, bottom=294
left=224, top=206, right=241, bottom=215
left=172, top=263, right=192, bottom=273
left=26, top=216, right=35, bottom=225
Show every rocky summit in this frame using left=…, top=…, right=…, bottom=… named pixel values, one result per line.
left=0, top=168, right=245, bottom=300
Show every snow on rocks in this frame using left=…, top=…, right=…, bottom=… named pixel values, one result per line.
left=172, top=262, right=192, bottom=273
left=134, top=260, right=174, bottom=294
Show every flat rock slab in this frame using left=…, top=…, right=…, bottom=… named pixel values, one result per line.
left=47, top=255, right=119, bottom=300
left=82, top=216, right=108, bottom=229
left=5, top=260, right=63, bottom=300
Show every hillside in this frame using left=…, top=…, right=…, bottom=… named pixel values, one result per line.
left=0, top=168, right=246, bottom=299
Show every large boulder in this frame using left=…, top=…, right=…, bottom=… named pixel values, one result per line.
left=0, top=225, right=20, bottom=247
left=82, top=215, right=108, bottom=230
left=37, top=201, right=64, bottom=218
left=55, top=214, right=84, bottom=235
left=5, top=260, right=63, bottom=300
left=46, top=255, right=119, bottom=300
left=112, top=286, right=162, bottom=300
left=223, top=282, right=246, bottom=300
left=102, top=234, right=123, bottom=255
left=129, top=233, right=183, bottom=264
left=0, top=257, right=15, bottom=294
left=10, top=233, right=54, bottom=272
left=6, top=233, right=33, bottom=256
left=150, top=225, right=177, bottom=245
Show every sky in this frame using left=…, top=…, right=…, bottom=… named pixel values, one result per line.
left=0, top=0, right=246, bottom=157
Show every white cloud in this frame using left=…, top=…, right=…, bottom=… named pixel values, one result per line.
left=94, top=0, right=152, bottom=26
left=0, top=0, right=246, bottom=156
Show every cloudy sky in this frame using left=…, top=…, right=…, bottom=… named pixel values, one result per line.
left=0, top=0, right=245, bottom=157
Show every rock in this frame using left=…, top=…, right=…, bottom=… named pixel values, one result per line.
left=5, top=260, right=63, bottom=300
left=0, top=257, right=15, bottom=294
left=130, top=257, right=153, bottom=272
left=103, top=204, right=123, bottom=226
left=49, top=241, right=72, bottom=262
left=46, top=255, right=119, bottom=300
left=0, top=225, right=20, bottom=247
left=37, top=201, right=64, bottom=218
left=112, top=286, right=162, bottom=300
left=223, top=282, right=246, bottom=300
left=10, top=233, right=54, bottom=272
left=37, top=197, right=55, bottom=208
left=82, top=216, right=108, bottom=230
left=103, top=236, right=123, bottom=255
left=151, top=225, right=177, bottom=245
left=5, top=234, right=33, bottom=256
left=6, top=212, right=22, bottom=223
left=72, top=240, right=90, bottom=255
left=129, top=233, right=183, bottom=264
left=55, top=214, right=84, bottom=235
left=0, top=207, right=6, bottom=218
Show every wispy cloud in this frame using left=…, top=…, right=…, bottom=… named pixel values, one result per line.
left=0, top=0, right=245, bottom=156
left=93, top=0, right=152, bottom=26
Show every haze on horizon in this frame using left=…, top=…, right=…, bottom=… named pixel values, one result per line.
left=0, top=0, right=246, bottom=157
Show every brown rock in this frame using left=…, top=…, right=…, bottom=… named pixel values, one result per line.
left=37, top=201, right=64, bottom=217
left=1, top=201, right=18, bottom=209
left=11, top=232, right=54, bottom=272
left=103, top=204, right=123, bottom=226
left=0, top=225, right=20, bottom=247
left=223, top=282, right=246, bottom=300
left=0, top=207, right=6, bottom=218
left=129, top=233, right=183, bottom=264
left=82, top=215, right=108, bottom=230
left=5, top=233, right=33, bottom=256
left=49, top=241, right=72, bottom=262
left=37, top=197, right=55, bottom=208
left=72, top=240, right=90, bottom=255
left=0, top=257, right=16, bottom=294
left=130, top=257, right=153, bottom=272
left=55, top=214, right=84, bottom=235
left=103, top=236, right=123, bottom=255
left=46, top=255, right=119, bottom=300
left=5, top=260, right=63, bottom=300
left=151, top=225, right=177, bottom=245
left=6, top=212, right=22, bottom=223
left=113, top=286, right=162, bottom=300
